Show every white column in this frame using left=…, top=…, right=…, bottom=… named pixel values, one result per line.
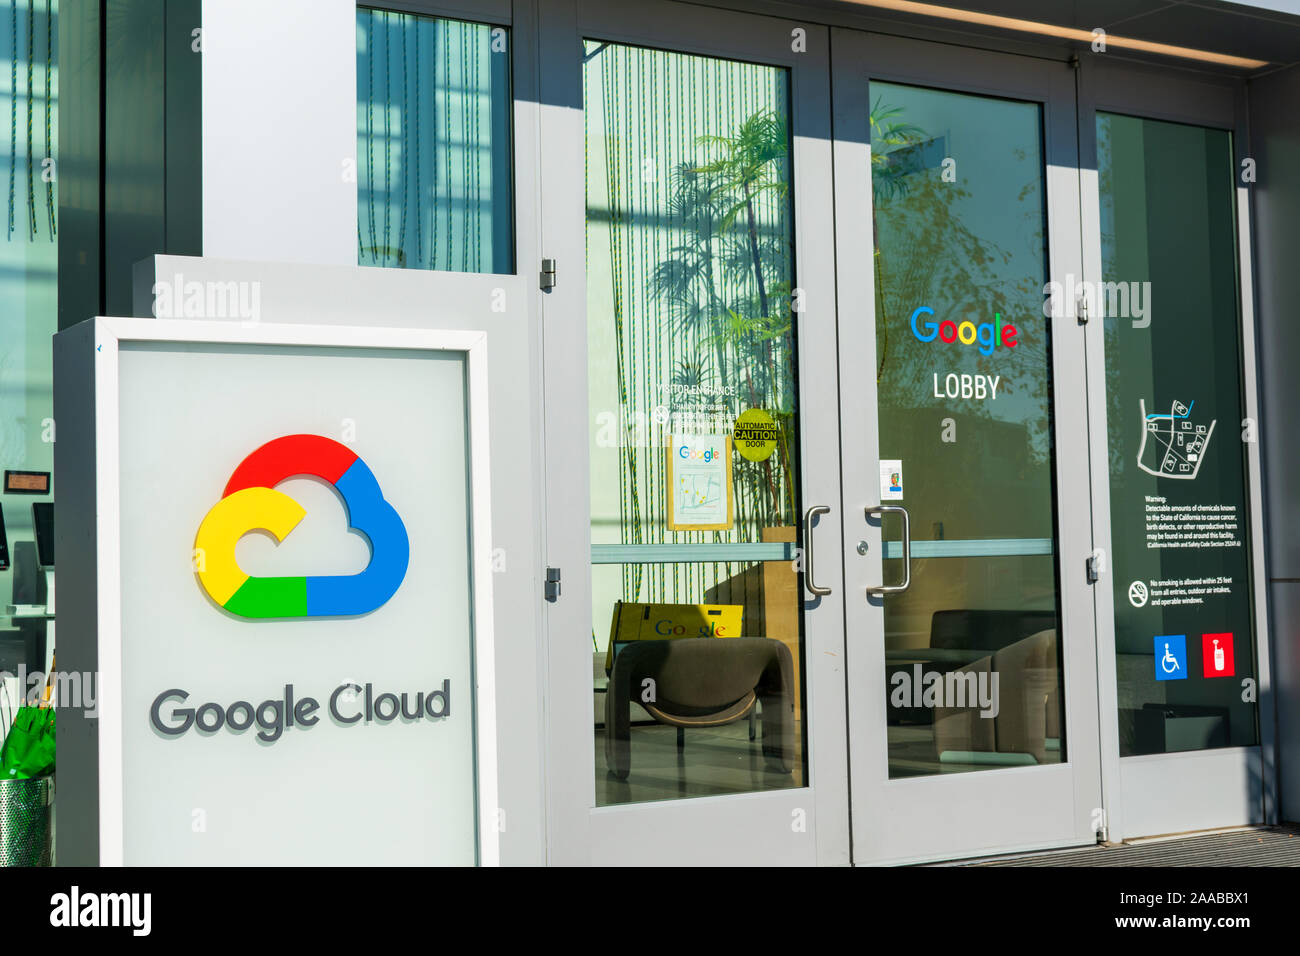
left=201, top=0, right=357, bottom=265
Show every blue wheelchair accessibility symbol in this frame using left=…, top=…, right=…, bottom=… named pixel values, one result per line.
left=1154, top=634, right=1188, bottom=681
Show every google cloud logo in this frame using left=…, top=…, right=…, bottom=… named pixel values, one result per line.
left=194, top=434, right=409, bottom=618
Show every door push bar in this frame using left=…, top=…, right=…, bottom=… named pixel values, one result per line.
left=803, top=505, right=832, bottom=596
left=865, top=504, right=911, bottom=596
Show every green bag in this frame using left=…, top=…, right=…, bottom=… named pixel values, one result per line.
left=0, top=706, right=56, bottom=779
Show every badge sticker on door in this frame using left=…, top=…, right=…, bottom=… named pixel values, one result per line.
left=732, top=408, right=779, bottom=462
left=1154, top=634, right=1188, bottom=681
left=879, top=459, right=903, bottom=502
left=1202, top=632, right=1235, bottom=678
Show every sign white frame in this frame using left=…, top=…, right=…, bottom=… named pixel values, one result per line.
left=71, top=316, right=498, bottom=866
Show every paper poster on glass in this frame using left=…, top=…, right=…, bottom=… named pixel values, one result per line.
left=879, top=459, right=904, bottom=501
left=666, top=434, right=734, bottom=531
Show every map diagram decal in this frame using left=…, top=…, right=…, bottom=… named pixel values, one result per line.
left=1137, top=398, right=1215, bottom=480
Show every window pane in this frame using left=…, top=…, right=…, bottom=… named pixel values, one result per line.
left=1098, top=112, right=1258, bottom=756
left=0, top=0, right=57, bottom=617
left=356, top=8, right=512, bottom=273
left=870, top=82, right=1065, bottom=778
left=585, top=40, right=805, bottom=806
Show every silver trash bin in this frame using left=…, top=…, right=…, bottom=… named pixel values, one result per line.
left=0, top=777, right=53, bottom=866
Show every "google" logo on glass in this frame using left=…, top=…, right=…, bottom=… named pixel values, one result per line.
left=677, top=443, right=722, bottom=463
left=194, top=434, right=409, bottom=618
left=910, top=306, right=1018, bottom=356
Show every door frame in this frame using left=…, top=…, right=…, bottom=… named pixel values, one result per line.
left=831, top=28, right=1105, bottom=865
left=1076, top=56, right=1276, bottom=842
left=536, top=0, right=852, bottom=865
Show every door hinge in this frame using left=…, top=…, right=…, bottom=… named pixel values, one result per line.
left=545, top=566, right=561, bottom=601
left=1086, top=553, right=1102, bottom=583
left=1077, top=293, right=1089, bottom=325
left=540, top=258, right=557, bottom=292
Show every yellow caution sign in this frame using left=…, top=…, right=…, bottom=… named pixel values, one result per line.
left=733, top=408, right=780, bottom=462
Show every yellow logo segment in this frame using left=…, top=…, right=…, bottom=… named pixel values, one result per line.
left=194, top=486, right=307, bottom=606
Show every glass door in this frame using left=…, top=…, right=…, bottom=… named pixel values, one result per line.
left=833, top=31, right=1104, bottom=864
left=1078, top=60, right=1274, bottom=840
left=538, top=0, right=851, bottom=865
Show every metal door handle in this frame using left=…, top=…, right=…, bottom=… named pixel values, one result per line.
left=865, top=504, right=911, bottom=596
left=803, top=505, right=832, bottom=596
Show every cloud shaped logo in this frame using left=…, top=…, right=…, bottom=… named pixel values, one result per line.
left=195, top=435, right=409, bottom=618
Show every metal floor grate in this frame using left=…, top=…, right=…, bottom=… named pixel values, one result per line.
left=948, top=826, right=1300, bottom=866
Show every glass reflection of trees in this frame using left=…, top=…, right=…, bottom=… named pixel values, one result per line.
left=871, top=93, right=1052, bottom=470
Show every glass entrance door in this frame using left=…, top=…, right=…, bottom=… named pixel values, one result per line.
left=539, top=0, right=851, bottom=865
left=833, top=32, right=1104, bottom=864
left=1079, top=61, right=1274, bottom=840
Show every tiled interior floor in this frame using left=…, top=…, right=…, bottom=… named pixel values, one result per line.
left=594, top=720, right=803, bottom=806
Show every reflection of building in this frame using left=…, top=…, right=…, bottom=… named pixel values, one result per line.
left=881, top=409, right=1056, bottom=663
left=884, top=407, right=1050, bottom=540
